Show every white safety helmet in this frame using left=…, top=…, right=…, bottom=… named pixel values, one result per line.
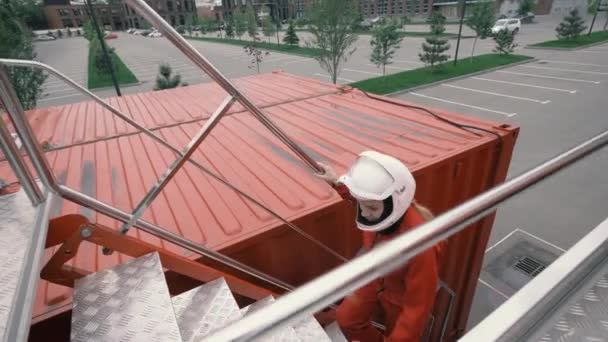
left=338, top=151, right=416, bottom=232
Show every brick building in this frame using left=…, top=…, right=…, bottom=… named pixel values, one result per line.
left=124, top=0, right=197, bottom=28
left=43, top=0, right=127, bottom=30
left=221, top=0, right=289, bottom=21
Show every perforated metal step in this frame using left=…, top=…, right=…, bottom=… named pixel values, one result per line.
left=171, top=278, right=241, bottom=341
left=293, top=316, right=332, bottom=342
left=71, top=252, right=182, bottom=342
left=324, top=321, right=348, bottom=342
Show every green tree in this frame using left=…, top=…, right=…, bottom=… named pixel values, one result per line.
left=67, top=27, right=73, bottom=37
left=429, top=11, right=447, bottom=35
left=307, top=0, right=359, bottom=84
left=13, top=0, right=47, bottom=30
left=556, top=8, right=587, bottom=39
left=370, top=23, right=402, bottom=75
left=466, top=1, right=495, bottom=58
left=90, top=37, right=116, bottom=74
left=233, top=10, right=248, bottom=40
left=245, top=4, right=258, bottom=40
left=493, top=28, right=517, bottom=54
left=154, top=63, right=182, bottom=90
left=261, top=7, right=276, bottom=43
left=244, top=44, right=270, bottom=73
left=225, top=19, right=235, bottom=38
left=518, top=0, right=535, bottom=15
left=419, top=12, right=450, bottom=69
left=83, top=20, right=95, bottom=41
left=0, top=3, right=47, bottom=110
left=56, top=29, right=63, bottom=38
left=283, top=20, right=300, bottom=46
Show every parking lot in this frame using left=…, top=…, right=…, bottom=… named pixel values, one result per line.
left=33, top=15, right=585, bottom=107
left=393, top=46, right=608, bottom=328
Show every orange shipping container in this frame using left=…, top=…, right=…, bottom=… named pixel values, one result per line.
left=0, top=72, right=518, bottom=341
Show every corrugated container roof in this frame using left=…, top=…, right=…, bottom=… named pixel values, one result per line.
left=0, top=72, right=509, bottom=321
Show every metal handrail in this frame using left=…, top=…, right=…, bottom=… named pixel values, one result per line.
left=0, top=96, right=44, bottom=205
left=0, top=66, right=296, bottom=293
left=125, top=0, right=324, bottom=175
left=0, top=58, right=347, bottom=263
left=460, top=217, right=608, bottom=341
left=202, top=129, right=608, bottom=341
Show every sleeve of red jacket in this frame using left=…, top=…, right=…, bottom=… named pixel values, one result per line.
left=386, top=248, right=439, bottom=342
left=333, top=183, right=352, bottom=201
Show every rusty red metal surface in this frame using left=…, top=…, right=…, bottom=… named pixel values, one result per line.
left=0, top=72, right=518, bottom=339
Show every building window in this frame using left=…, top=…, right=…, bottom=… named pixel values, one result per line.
left=184, top=0, right=189, bottom=11
left=58, top=8, right=70, bottom=16
left=61, top=18, right=73, bottom=27
left=76, top=18, right=83, bottom=26
left=167, top=0, right=173, bottom=11
left=179, top=14, right=185, bottom=25
left=170, top=15, right=176, bottom=26
left=176, top=0, right=182, bottom=11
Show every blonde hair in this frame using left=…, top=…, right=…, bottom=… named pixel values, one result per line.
left=413, top=201, right=434, bottom=221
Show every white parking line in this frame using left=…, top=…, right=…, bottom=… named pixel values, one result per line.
left=497, top=70, right=601, bottom=84
left=343, top=68, right=383, bottom=76
left=409, top=92, right=518, bottom=117
left=393, top=59, right=424, bottom=65
left=282, top=58, right=316, bottom=66
left=265, top=56, right=304, bottom=63
left=313, top=73, right=355, bottom=83
left=485, top=229, right=519, bottom=253
left=442, top=84, right=551, bottom=104
left=515, top=228, right=566, bottom=252
left=472, top=77, right=577, bottom=94
left=519, top=65, right=608, bottom=76
left=478, top=278, right=510, bottom=299
left=365, top=64, right=409, bottom=70
left=540, top=60, right=608, bottom=68
left=39, top=93, right=84, bottom=102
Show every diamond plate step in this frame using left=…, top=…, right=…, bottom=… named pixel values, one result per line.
left=244, top=296, right=302, bottom=342
left=0, top=187, right=37, bottom=339
left=71, top=252, right=182, bottom=342
left=171, top=278, right=242, bottom=341
left=324, top=321, right=347, bottom=342
left=293, top=316, right=332, bottom=342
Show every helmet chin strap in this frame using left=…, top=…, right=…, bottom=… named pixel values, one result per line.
left=377, top=213, right=406, bottom=236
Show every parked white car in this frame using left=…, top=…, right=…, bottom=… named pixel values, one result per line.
left=148, top=30, right=162, bottom=38
left=492, top=19, right=521, bottom=35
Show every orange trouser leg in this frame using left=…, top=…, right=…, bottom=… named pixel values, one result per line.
left=336, top=294, right=383, bottom=342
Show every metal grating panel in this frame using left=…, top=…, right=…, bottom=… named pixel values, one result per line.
left=293, top=316, right=332, bottom=342
left=0, top=188, right=36, bottom=339
left=171, top=278, right=241, bottom=341
left=71, top=252, right=182, bottom=342
left=513, top=256, right=547, bottom=277
left=324, top=321, right=348, bottom=342
left=244, top=296, right=301, bottom=342
left=533, top=265, right=608, bottom=342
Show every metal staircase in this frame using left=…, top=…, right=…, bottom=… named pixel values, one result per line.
left=70, top=252, right=346, bottom=342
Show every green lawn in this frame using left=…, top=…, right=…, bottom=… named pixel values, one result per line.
left=292, top=29, right=466, bottom=38
left=187, top=36, right=322, bottom=57
left=88, top=45, right=138, bottom=89
left=531, top=31, right=608, bottom=48
left=350, top=54, right=533, bottom=95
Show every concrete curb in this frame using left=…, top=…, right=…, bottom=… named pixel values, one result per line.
left=186, top=37, right=318, bottom=59
left=525, top=39, right=608, bottom=51
left=384, top=57, right=537, bottom=97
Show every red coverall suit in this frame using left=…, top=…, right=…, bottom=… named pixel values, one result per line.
left=335, top=185, right=441, bottom=342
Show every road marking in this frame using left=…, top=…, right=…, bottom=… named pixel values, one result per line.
left=578, top=50, right=607, bottom=54
left=442, top=84, right=551, bottom=104
left=409, top=92, right=518, bottom=117
left=393, top=59, right=424, bottom=65
left=497, top=70, right=601, bottom=84
left=540, top=60, right=608, bottom=68
left=478, top=278, right=510, bottom=299
left=313, top=73, right=355, bottom=83
left=472, top=77, right=577, bottom=94
left=343, top=68, right=383, bottom=76
left=519, top=65, right=608, bottom=75
left=485, top=229, right=519, bottom=253
left=282, top=58, right=316, bottom=66
left=365, top=64, right=409, bottom=70
left=515, top=228, right=567, bottom=252
left=264, top=56, right=304, bottom=63
left=39, top=93, right=84, bottom=102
